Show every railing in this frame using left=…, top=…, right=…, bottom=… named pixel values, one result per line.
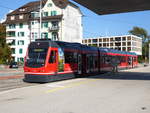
left=49, top=26, right=59, bottom=31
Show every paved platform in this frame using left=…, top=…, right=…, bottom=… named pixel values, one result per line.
left=0, top=66, right=150, bottom=113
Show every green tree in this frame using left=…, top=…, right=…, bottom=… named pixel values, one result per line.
left=0, top=23, right=11, bottom=64
left=129, top=26, right=148, bottom=42
left=129, top=26, right=149, bottom=63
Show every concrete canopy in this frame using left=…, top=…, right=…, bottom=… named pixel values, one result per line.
left=73, top=0, right=150, bottom=15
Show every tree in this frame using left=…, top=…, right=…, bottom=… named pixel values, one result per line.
left=129, top=26, right=149, bottom=63
left=129, top=26, right=148, bottom=42
left=0, top=23, right=11, bottom=64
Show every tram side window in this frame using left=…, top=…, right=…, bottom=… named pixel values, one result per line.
left=49, top=50, right=56, bottom=63
left=134, top=57, right=137, bottom=62
left=117, top=56, right=121, bottom=64
left=64, top=51, right=78, bottom=63
left=95, top=56, right=98, bottom=68
left=121, top=56, right=126, bottom=62
left=65, top=51, right=73, bottom=63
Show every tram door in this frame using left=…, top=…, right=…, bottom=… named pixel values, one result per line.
left=78, top=54, right=82, bottom=74
left=48, top=49, right=58, bottom=73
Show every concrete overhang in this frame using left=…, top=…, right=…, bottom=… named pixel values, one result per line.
left=73, top=0, right=150, bottom=15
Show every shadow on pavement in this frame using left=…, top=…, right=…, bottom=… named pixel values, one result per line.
left=88, top=72, right=150, bottom=81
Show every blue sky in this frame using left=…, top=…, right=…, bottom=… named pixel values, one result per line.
left=0, top=0, right=150, bottom=38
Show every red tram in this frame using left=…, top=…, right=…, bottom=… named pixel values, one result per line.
left=24, top=39, right=138, bottom=82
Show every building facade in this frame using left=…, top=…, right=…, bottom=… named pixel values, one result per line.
left=82, top=35, right=142, bottom=55
left=5, top=0, right=83, bottom=62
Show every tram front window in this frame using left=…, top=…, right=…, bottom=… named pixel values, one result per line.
left=26, top=48, right=48, bottom=68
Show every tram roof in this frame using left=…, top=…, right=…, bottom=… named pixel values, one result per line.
left=99, top=48, right=137, bottom=55
left=34, top=39, right=98, bottom=51
left=33, top=40, right=137, bottom=55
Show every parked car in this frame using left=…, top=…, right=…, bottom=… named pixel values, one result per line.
left=9, top=62, right=18, bottom=68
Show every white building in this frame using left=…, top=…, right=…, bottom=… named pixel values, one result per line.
left=5, top=0, right=83, bottom=62
left=82, top=35, right=142, bottom=55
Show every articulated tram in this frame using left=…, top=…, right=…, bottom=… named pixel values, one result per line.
left=24, top=39, right=138, bottom=82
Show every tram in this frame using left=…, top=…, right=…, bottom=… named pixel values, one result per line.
left=24, top=39, right=138, bottom=82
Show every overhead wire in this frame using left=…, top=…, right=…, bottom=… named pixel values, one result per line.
left=0, top=5, right=14, bottom=10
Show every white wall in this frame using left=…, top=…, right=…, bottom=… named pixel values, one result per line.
left=62, top=4, right=83, bottom=43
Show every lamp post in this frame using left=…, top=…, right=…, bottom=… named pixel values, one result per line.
left=39, top=0, right=42, bottom=39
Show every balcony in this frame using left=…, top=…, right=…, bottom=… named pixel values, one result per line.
left=49, top=26, right=59, bottom=32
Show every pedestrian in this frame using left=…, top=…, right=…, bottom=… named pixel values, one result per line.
left=110, top=57, right=119, bottom=74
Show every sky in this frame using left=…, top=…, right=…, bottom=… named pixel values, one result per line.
left=0, top=0, right=150, bottom=38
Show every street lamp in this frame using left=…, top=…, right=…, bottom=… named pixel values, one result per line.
left=39, top=0, right=42, bottom=39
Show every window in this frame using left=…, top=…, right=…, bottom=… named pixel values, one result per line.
left=103, top=38, right=107, bottom=42
left=134, top=57, right=137, bottom=62
left=31, top=21, right=34, bottom=25
left=52, top=32, right=58, bottom=40
left=12, top=48, right=15, bottom=54
left=99, top=43, right=102, bottom=47
left=19, top=49, right=23, bottom=54
left=18, top=40, right=24, bottom=45
left=19, top=15, right=24, bottom=19
left=115, top=37, right=121, bottom=41
left=9, top=24, right=16, bottom=29
left=110, top=38, right=114, bottom=41
left=42, top=22, right=48, bottom=28
left=127, top=42, right=131, bottom=46
left=19, top=8, right=25, bottom=11
left=122, top=37, right=126, bottom=41
left=64, top=51, right=77, bottom=63
left=115, top=42, right=121, bottom=46
left=122, top=42, right=126, bottom=46
left=51, top=11, right=57, bottom=16
left=31, top=12, right=39, bottom=18
left=19, top=23, right=23, bottom=28
left=10, top=16, right=15, bottom=20
left=49, top=50, right=56, bottom=63
left=43, top=12, right=48, bottom=17
left=127, top=36, right=131, bottom=40
left=41, top=32, right=48, bottom=39
left=88, top=39, right=91, bottom=43
left=123, top=47, right=126, bottom=51
left=99, top=39, right=102, bottom=42
left=11, top=40, right=15, bottom=45
left=51, top=21, right=58, bottom=27
left=18, top=32, right=25, bottom=37
left=110, top=43, right=113, bottom=46
left=103, top=43, right=106, bottom=47
left=31, top=32, right=38, bottom=39
left=120, top=56, right=126, bottom=62
left=47, top=3, right=52, bottom=7
left=127, top=47, right=131, bottom=51
left=34, top=32, right=38, bottom=39
left=19, top=58, right=24, bottom=62
left=93, top=39, right=97, bottom=43
left=107, top=43, right=109, bottom=46
left=7, top=31, right=15, bottom=37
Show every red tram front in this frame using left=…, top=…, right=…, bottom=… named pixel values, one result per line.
left=24, top=41, right=79, bottom=82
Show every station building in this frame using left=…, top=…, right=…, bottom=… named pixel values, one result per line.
left=4, top=0, right=83, bottom=62
left=82, top=35, right=142, bottom=55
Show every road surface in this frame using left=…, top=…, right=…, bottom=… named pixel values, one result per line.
left=0, top=66, right=150, bottom=113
